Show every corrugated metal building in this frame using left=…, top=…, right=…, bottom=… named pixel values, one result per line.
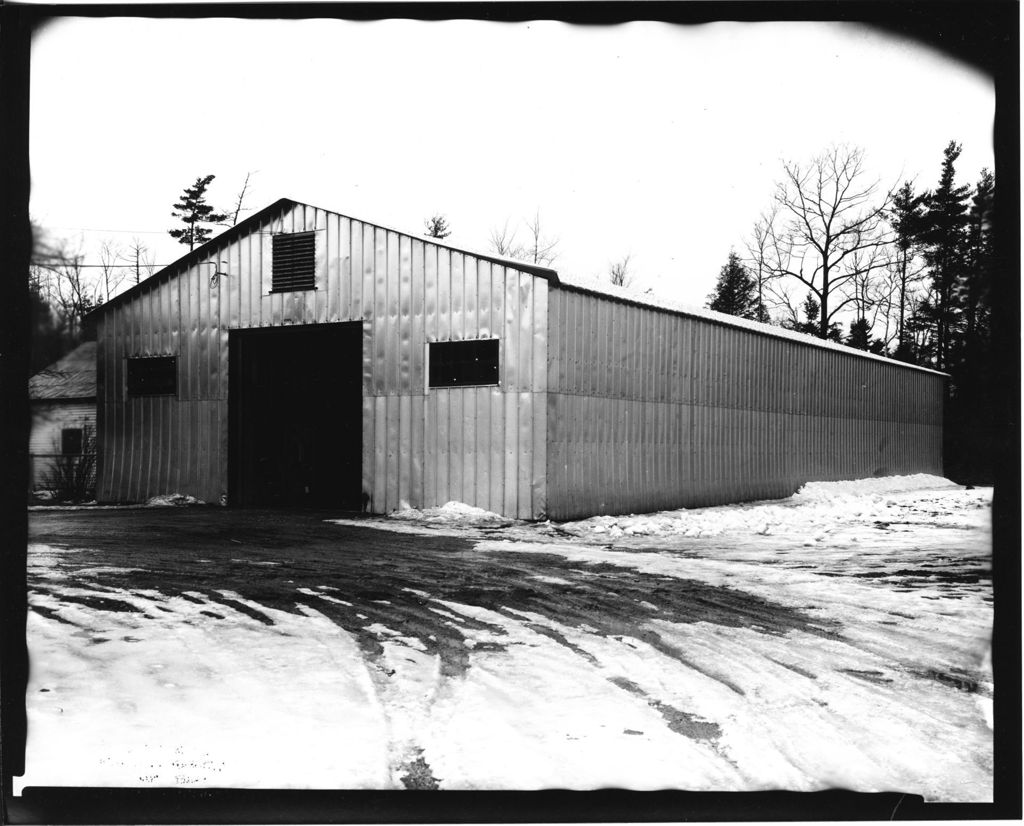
left=89, top=198, right=945, bottom=519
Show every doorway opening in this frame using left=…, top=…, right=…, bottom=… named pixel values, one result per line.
left=229, top=323, right=363, bottom=507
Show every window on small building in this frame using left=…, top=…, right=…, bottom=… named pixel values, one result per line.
left=126, top=356, right=177, bottom=396
left=61, top=428, right=83, bottom=455
left=271, top=231, right=316, bottom=292
left=428, top=339, right=500, bottom=388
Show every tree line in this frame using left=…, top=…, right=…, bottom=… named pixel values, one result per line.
left=706, top=142, right=996, bottom=483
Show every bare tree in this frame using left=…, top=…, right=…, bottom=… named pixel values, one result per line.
left=97, top=240, right=126, bottom=303
left=608, top=254, right=633, bottom=287
left=763, top=146, right=895, bottom=338
left=121, top=237, right=157, bottom=286
left=32, top=240, right=101, bottom=338
left=745, top=207, right=780, bottom=322
left=223, top=171, right=255, bottom=227
left=523, top=210, right=559, bottom=266
left=488, top=209, right=559, bottom=267
left=489, top=220, right=524, bottom=259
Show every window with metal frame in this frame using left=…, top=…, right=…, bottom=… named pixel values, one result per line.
left=61, top=428, right=83, bottom=455
left=271, top=231, right=316, bottom=292
left=126, top=356, right=177, bottom=397
left=428, top=339, right=500, bottom=388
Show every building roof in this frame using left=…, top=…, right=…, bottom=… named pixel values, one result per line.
left=29, top=341, right=97, bottom=401
left=87, top=197, right=560, bottom=319
left=557, top=276, right=950, bottom=378
left=86, top=197, right=944, bottom=379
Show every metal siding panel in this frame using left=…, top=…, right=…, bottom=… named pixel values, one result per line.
left=411, top=393, right=424, bottom=508
left=437, top=248, right=451, bottom=342
left=477, top=261, right=491, bottom=338
left=411, top=240, right=425, bottom=391
left=518, top=274, right=534, bottom=394
left=533, top=281, right=547, bottom=395
left=462, top=388, right=476, bottom=506
left=563, top=292, right=576, bottom=393
left=449, top=389, right=464, bottom=504
left=546, top=290, right=560, bottom=393
left=327, top=212, right=341, bottom=322
left=517, top=392, right=532, bottom=519
left=489, top=388, right=504, bottom=514
left=464, top=255, right=478, bottom=337
left=372, top=228, right=387, bottom=396
left=386, top=231, right=400, bottom=394
left=238, top=232, right=251, bottom=328
left=503, top=389, right=518, bottom=517
left=385, top=395, right=400, bottom=510
left=424, top=393, right=437, bottom=507
left=362, top=222, right=376, bottom=323
left=503, top=270, right=518, bottom=390
left=398, top=234, right=412, bottom=394
left=450, top=252, right=464, bottom=341
left=435, top=390, right=450, bottom=506
left=398, top=393, right=412, bottom=507
left=491, top=264, right=505, bottom=355
left=424, top=243, right=438, bottom=341
left=373, top=396, right=387, bottom=512
left=348, top=220, right=362, bottom=322
left=475, top=386, right=491, bottom=511
left=336, top=217, right=352, bottom=322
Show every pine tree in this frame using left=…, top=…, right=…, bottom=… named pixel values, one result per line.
left=887, top=181, right=927, bottom=358
left=169, top=175, right=229, bottom=252
left=424, top=214, right=451, bottom=239
left=918, top=142, right=971, bottom=370
left=845, top=317, right=872, bottom=351
left=707, top=251, right=758, bottom=319
left=962, top=168, right=995, bottom=349
left=785, top=293, right=842, bottom=341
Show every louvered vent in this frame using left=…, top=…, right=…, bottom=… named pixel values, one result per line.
left=271, top=231, right=316, bottom=292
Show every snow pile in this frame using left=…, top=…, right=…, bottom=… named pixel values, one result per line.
left=792, top=474, right=958, bottom=504
left=389, top=501, right=509, bottom=526
left=559, top=475, right=970, bottom=540
left=146, top=494, right=205, bottom=507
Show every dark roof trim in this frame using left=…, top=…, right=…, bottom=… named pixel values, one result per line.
left=554, top=282, right=950, bottom=379
left=88, top=197, right=559, bottom=320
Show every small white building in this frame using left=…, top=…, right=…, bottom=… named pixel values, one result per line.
left=28, top=341, right=96, bottom=493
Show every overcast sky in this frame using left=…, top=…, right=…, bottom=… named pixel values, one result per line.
left=30, top=16, right=994, bottom=309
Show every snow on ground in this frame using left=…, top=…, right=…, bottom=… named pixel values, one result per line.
left=145, top=493, right=205, bottom=507
left=555, top=474, right=972, bottom=540
left=18, top=476, right=992, bottom=800
left=22, top=572, right=390, bottom=789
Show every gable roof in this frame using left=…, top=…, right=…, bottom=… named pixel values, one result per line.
left=85, top=198, right=943, bottom=378
left=556, top=276, right=949, bottom=378
left=29, top=341, right=97, bottom=401
left=87, top=197, right=560, bottom=319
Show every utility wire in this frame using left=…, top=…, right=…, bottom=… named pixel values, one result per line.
left=46, top=227, right=171, bottom=235
left=33, top=263, right=175, bottom=268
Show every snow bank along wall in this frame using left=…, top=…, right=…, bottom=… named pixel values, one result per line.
left=92, top=197, right=944, bottom=519
left=545, top=287, right=945, bottom=519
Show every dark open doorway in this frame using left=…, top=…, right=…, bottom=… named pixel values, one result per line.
left=229, top=323, right=363, bottom=507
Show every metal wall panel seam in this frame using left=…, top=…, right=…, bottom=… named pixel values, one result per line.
left=398, top=234, right=413, bottom=394
left=436, top=389, right=450, bottom=508
left=462, top=388, right=477, bottom=507
left=398, top=392, right=412, bottom=508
